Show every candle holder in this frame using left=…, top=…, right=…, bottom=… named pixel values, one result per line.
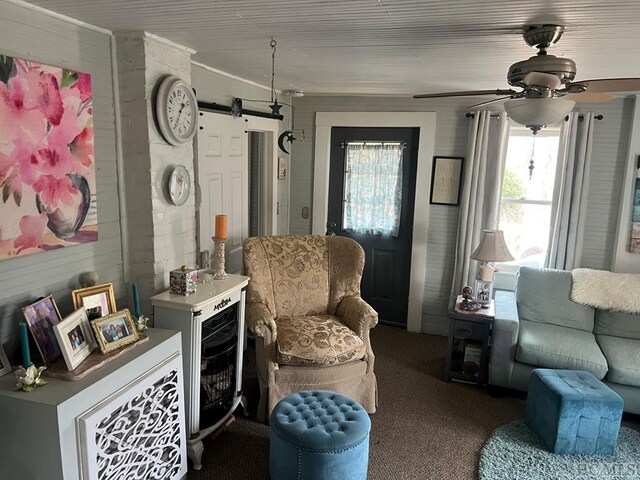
left=212, top=237, right=228, bottom=280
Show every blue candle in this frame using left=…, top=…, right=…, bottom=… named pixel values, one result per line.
left=19, top=322, right=31, bottom=367
left=132, top=282, right=141, bottom=318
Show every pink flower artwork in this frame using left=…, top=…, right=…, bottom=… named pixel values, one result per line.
left=0, top=55, right=97, bottom=260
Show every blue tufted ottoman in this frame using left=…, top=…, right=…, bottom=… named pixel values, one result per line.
left=525, top=369, right=623, bottom=455
left=269, top=391, right=371, bottom=480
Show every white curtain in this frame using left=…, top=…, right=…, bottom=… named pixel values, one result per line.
left=545, top=112, right=595, bottom=269
left=450, top=111, right=510, bottom=299
left=343, top=142, right=404, bottom=236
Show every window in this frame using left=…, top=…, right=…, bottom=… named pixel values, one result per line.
left=342, top=141, right=404, bottom=236
left=498, top=126, right=561, bottom=270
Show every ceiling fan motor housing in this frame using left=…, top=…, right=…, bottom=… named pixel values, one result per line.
left=507, top=55, right=577, bottom=88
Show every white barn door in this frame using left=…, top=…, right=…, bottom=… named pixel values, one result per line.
left=196, top=112, right=248, bottom=274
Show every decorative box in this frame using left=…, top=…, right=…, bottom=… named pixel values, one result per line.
left=170, top=266, right=198, bottom=295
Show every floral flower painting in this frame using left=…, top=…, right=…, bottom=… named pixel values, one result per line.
left=0, top=55, right=97, bottom=260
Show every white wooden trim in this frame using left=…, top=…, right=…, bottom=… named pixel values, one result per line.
left=613, top=94, right=640, bottom=272
left=245, top=116, right=280, bottom=236
left=312, top=112, right=437, bottom=333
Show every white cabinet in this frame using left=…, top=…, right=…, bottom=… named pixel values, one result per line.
left=0, top=328, right=186, bottom=480
left=152, top=274, right=250, bottom=470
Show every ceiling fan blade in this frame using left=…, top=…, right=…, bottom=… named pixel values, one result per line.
left=468, top=96, right=513, bottom=109
left=564, top=92, right=614, bottom=104
left=413, top=89, right=517, bottom=99
left=569, top=78, right=640, bottom=93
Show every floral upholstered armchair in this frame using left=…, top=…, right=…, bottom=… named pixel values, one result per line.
left=243, top=235, right=378, bottom=422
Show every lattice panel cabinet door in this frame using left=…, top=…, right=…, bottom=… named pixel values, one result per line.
left=77, top=353, right=187, bottom=480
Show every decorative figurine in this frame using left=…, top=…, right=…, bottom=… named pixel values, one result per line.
left=15, top=365, right=47, bottom=392
left=459, top=285, right=480, bottom=311
left=135, top=315, right=149, bottom=333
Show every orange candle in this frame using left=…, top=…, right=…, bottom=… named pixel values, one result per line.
left=215, top=214, right=228, bottom=240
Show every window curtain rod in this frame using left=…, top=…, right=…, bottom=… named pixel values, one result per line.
left=340, top=141, right=407, bottom=149
left=465, top=112, right=604, bottom=121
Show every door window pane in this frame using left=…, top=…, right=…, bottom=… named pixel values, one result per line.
left=343, top=142, right=403, bottom=236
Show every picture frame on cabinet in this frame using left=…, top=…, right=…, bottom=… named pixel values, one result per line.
left=72, top=283, right=117, bottom=321
left=91, top=309, right=139, bottom=354
left=0, top=343, right=11, bottom=376
left=54, top=307, right=97, bottom=371
left=22, top=295, right=63, bottom=365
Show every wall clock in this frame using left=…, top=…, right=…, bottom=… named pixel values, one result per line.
left=156, top=76, right=198, bottom=146
left=168, top=165, right=191, bottom=206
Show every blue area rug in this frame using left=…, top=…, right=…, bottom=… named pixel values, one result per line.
left=479, top=421, right=640, bottom=480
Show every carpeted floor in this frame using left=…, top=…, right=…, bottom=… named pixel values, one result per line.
left=188, top=325, right=639, bottom=479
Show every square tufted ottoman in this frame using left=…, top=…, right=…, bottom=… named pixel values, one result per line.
left=525, top=369, right=624, bottom=455
left=269, top=390, right=371, bottom=480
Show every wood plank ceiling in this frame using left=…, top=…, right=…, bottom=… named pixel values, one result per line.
left=26, top=0, right=640, bottom=95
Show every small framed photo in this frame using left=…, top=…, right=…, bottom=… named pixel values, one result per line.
left=72, top=283, right=117, bottom=321
left=0, top=343, right=11, bottom=376
left=91, top=309, right=139, bottom=354
left=430, top=156, right=464, bottom=206
left=22, top=295, right=63, bottom=365
left=53, top=308, right=97, bottom=371
left=278, top=157, right=288, bottom=180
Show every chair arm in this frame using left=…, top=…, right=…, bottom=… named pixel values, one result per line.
left=246, top=302, right=277, bottom=340
left=335, top=295, right=378, bottom=337
left=489, top=290, right=520, bottom=388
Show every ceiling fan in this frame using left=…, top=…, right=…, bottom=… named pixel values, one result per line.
left=414, top=24, right=640, bottom=134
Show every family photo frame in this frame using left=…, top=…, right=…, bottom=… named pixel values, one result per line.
left=53, top=307, right=97, bottom=371
left=72, top=283, right=117, bottom=321
left=0, top=343, right=11, bottom=376
left=22, top=295, right=63, bottom=365
left=91, top=309, right=139, bottom=354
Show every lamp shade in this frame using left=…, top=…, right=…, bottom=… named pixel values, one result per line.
left=470, top=230, right=515, bottom=262
left=504, top=97, right=575, bottom=131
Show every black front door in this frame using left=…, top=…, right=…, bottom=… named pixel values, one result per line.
left=327, top=127, right=419, bottom=327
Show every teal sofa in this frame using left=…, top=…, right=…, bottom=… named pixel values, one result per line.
left=489, top=266, right=640, bottom=415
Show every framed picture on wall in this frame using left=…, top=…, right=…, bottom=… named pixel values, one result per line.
left=430, top=156, right=464, bottom=206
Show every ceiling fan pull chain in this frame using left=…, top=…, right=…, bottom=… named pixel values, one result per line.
left=528, top=135, right=536, bottom=180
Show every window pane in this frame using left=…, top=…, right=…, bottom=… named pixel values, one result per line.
left=499, top=203, right=551, bottom=266
left=503, top=134, right=560, bottom=202
left=498, top=128, right=560, bottom=266
left=343, top=142, right=403, bottom=236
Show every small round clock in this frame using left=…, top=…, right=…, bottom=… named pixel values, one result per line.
left=156, top=76, right=198, bottom=146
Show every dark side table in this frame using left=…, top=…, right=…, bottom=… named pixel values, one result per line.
left=444, top=295, right=495, bottom=386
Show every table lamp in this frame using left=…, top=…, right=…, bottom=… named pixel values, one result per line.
left=469, top=230, right=515, bottom=307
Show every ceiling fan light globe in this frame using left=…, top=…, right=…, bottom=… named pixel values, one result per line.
left=504, top=97, right=575, bottom=132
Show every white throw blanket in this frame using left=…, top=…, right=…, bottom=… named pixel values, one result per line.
left=571, top=268, right=640, bottom=313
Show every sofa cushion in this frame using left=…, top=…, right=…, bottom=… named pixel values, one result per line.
left=595, top=309, right=640, bottom=340
left=515, top=319, right=608, bottom=379
left=276, top=315, right=366, bottom=366
left=516, top=267, right=595, bottom=332
left=597, top=335, right=640, bottom=387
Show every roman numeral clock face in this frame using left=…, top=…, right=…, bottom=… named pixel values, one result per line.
left=156, top=76, right=198, bottom=146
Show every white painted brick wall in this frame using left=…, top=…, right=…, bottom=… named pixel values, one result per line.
left=116, top=33, right=196, bottom=317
